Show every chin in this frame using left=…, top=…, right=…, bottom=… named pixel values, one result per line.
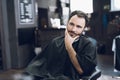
left=68, top=32, right=79, bottom=38
left=70, top=34, right=76, bottom=38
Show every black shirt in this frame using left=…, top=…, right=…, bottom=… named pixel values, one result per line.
left=25, top=35, right=97, bottom=80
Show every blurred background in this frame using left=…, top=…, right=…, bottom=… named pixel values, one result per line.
left=0, top=0, right=120, bottom=80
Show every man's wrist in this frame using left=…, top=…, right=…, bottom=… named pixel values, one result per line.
left=66, top=44, right=73, bottom=51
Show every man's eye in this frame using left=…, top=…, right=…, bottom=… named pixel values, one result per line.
left=69, top=23, right=74, bottom=26
left=77, top=25, right=82, bottom=28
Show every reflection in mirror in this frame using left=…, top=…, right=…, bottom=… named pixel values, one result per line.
left=37, top=0, right=70, bottom=29
left=48, top=0, right=70, bottom=29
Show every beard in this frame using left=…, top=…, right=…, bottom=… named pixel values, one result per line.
left=68, top=31, right=80, bottom=38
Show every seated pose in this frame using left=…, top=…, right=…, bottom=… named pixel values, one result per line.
left=25, top=10, right=97, bottom=80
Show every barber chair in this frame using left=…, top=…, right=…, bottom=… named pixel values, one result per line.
left=80, top=37, right=101, bottom=80
left=80, top=67, right=101, bottom=80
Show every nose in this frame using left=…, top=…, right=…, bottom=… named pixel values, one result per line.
left=71, top=26, right=77, bottom=31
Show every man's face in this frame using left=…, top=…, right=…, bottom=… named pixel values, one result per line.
left=67, top=15, right=86, bottom=38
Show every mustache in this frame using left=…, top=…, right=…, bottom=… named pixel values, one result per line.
left=68, top=31, right=80, bottom=36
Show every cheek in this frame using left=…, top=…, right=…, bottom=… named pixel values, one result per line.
left=77, top=28, right=84, bottom=34
left=67, top=25, right=72, bottom=31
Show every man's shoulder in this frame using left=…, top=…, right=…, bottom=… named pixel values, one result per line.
left=80, top=35, right=97, bottom=46
left=51, top=35, right=64, bottom=46
left=80, top=35, right=89, bottom=41
left=53, top=35, right=64, bottom=41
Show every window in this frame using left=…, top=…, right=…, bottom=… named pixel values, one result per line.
left=111, top=0, right=120, bottom=12
left=70, top=0, right=93, bottom=13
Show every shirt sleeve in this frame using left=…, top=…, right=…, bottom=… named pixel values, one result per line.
left=76, top=41, right=97, bottom=75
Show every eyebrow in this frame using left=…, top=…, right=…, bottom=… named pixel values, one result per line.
left=76, top=25, right=82, bottom=28
left=69, top=22, right=83, bottom=28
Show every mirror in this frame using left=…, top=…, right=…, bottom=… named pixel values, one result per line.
left=36, top=0, right=70, bottom=29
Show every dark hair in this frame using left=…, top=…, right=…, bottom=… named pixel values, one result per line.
left=68, top=10, right=89, bottom=27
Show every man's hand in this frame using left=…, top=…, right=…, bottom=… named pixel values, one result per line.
left=64, top=29, right=83, bottom=74
left=64, top=29, right=79, bottom=50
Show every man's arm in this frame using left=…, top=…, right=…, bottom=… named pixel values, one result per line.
left=64, top=30, right=83, bottom=74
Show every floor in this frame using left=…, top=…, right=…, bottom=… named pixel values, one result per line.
left=97, top=54, right=120, bottom=80
left=0, top=54, right=120, bottom=80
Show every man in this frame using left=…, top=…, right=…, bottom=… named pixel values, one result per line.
left=25, top=10, right=97, bottom=80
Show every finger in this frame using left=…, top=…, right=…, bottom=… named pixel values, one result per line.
left=74, top=35, right=79, bottom=40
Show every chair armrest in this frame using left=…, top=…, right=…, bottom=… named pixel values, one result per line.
left=81, top=67, right=101, bottom=80
left=89, top=68, right=101, bottom=80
